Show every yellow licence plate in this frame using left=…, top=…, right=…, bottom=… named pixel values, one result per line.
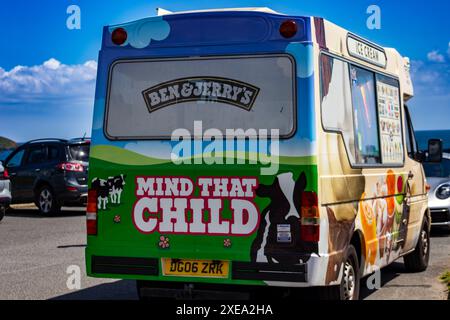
left=162, top=258, right=229, bottom=278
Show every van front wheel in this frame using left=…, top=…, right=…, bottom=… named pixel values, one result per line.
left=319, top=245, right=360, bottom=300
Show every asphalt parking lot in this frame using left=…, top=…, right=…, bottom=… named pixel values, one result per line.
left=0, top=205, right=448, bottom=300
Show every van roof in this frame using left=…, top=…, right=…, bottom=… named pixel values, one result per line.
left=106, top=7, right=413, bottom=98
left=155, top=7, right=282, bottom=16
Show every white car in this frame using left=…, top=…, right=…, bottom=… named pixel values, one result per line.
left=0, top=162, right=11, bottom=221
left=424, top=156, right=450, bottom=230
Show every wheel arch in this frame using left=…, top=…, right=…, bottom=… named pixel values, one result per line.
left=350, top=229, right=365, bottom=274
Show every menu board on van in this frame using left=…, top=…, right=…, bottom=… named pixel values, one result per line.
left=377, top=78, right=403, bottom=164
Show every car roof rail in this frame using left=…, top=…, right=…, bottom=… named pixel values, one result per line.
left=23, top=138, right=69, bottom=146
left=69, top=137, right=91, bottom=143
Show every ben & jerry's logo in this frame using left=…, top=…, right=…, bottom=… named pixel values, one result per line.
left=142, top=77, right=260, bottom=113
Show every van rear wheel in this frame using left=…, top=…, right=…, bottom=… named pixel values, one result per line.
left=319, top=245, right=360, bottom=300
left=404, top=219, right=430, bottom=272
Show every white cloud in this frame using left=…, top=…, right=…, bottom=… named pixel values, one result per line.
left=0, top=58, right=97, bottom=105
left=427, top=50, right=445, bottom=63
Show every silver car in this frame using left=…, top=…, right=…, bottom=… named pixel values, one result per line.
left=0, top=162, right=12, bottom=221
left=424, top=157, right=450, bottom=229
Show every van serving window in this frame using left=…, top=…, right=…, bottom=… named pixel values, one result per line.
left=105, top=55, right=296, bottom=139
left=375, top=74, right=404, bottom=165
left=321, top=54, right=404, bottom=167
left=349, top=65, right=381, bottom=165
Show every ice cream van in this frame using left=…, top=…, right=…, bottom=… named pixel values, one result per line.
left=86, top=7, right=435, bottom=300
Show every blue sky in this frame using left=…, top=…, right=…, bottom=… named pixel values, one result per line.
left=1, top=0, right=450, bottom=141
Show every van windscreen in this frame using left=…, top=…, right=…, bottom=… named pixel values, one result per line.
left=105, top=55, right=296, bottom=139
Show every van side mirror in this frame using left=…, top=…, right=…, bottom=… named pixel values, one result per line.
left=428, top=139, right=443, bottom=163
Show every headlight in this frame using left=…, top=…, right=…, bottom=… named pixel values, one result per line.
left=436, top=184, right=450, bottom=200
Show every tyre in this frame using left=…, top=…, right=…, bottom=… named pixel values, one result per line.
left=319, top=245, right=360, bottom=300
left=35, top=185, right=61, bottom=215
left=0, top=206, right=4, bottom=221
left=404, top=218, right=430, bottom=272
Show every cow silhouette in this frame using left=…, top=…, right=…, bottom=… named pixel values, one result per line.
left=251, top=172, right=318, bottom=264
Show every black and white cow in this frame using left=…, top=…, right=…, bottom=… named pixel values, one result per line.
left=108, top=174, right=126, bottom=205
left=250, top=172, right=318, bottom=265
left=91, top=174, right=126, bottom=210
left=91, top=178, right=110, bottom=210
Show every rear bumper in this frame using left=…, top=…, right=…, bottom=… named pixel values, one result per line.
left=90, top=255, right=307, bottom=284
left=59, top=186, right=88, bottom=205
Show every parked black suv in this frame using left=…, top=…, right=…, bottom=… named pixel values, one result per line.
left=4, top=138, right=90, bottom=214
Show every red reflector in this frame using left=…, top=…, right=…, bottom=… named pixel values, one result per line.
left=87, top=218, right=97, bottom=236
left=86, top=189, right=98, bottom=236
left=280, top=20, right=298, bottom=38
left=301, top=225, right=320, bottom=242
left=302, top=191, right=318, bottom=207
left=112, top=27, right=127, bottom=45
left=87, top=190, right=98, bottom=213
left=67, top=186, right=78, bottom=192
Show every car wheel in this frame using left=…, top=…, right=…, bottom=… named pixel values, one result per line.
left=404, top=218, right=430, bottom=272
left=319, top=245, right=360, bottom=300
left=36, top=186, right=61, bottom=215
left=0, top=206, right=4, bottom=221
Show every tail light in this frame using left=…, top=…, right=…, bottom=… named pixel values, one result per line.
left=57, top=162, right=84, bottom=172
left=280, top=20, right=298, bottom=38
left=300, top=191, right=320, bottom=242
left=0, top=168, right=9, bottom=180
left=86, top=189, right=98, bottom=236
left=112, top=27, right=127, bottom=45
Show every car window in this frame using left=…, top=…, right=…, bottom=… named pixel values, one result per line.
left=26, top=147, right=47, bottom=165
left=405, top=106, right=418, bottom=159
left=69, top=144, right=90, bottom=162
left=7, top=149, right=25, bottom=168
left=48, top=146, right=61, bottom=162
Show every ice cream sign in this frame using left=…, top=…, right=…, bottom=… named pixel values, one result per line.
left=347, top=34, right=387, bottom=68
left=132, top=176, right=260, bottom=236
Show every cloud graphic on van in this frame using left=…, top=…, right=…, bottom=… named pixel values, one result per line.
left=109, top=17, right=170, bottom=49
left=286, top=43, right=314, bottom=78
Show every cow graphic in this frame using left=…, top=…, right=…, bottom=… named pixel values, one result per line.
left=108, top=174, right=126, bottom=205
left=251, top=172, right=318, bottom=265
left=91, top=178, right=110, bottom=210
left=91, top=175, right=126, bottom=210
